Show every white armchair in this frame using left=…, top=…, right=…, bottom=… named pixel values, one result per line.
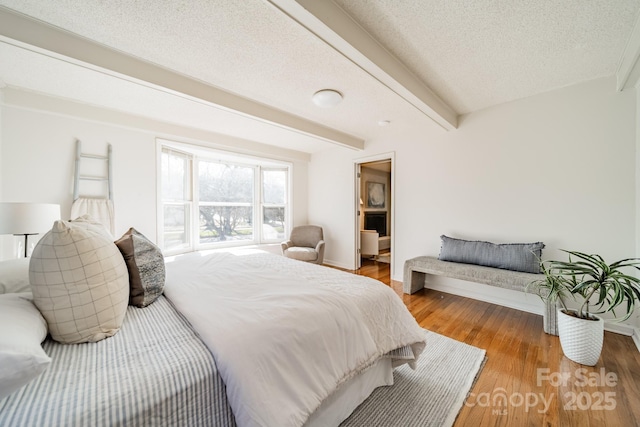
left=281, top=225, right=325, bottom=264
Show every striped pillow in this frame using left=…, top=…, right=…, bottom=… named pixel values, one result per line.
left=439, top=235, right=544, bottom=274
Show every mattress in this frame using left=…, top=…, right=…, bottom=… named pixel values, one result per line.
left=0, top=296, right=235, bottom=426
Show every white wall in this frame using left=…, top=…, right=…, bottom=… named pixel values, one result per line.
left=2, top=107, right=157, bottom=238
left=309, top=149, right=357, bottom=268
left=309, top=77, right=637, bottom=328
left=636, top=87, right=640, bottom=333
left=0, top=89, right=5, bottom=260
left=0, top=90, right=309, bottom=260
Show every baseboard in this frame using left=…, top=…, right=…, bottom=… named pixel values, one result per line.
left=423, top=278, right=637, bottom=338
left=323, top=259, right=354, bottom=270
left=633, top=327, right=640, bottom=353
left=603, top=321, right=634, bottom=336
left=424, top=277, right=544, bottom=316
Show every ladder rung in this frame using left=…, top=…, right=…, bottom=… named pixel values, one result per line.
left=79, top=175, right=108, bottom=181
left=81, top=154, right=108, bottom=160
left=74, top=140, right=113, bottom=201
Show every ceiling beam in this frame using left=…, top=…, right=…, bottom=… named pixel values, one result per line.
left=616, top=7, right=640, bottom=91
left=267, top=0, right=458, bottom=131
left=0, top=6, right=364, bottom=150
left=2, top=87, right=312, bottom=162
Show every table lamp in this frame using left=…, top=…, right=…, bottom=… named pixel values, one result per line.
left=0, top=202, right=61, bottom=257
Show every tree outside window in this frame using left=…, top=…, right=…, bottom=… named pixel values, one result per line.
left=198, top=161, right=254, bottom=243
left=159, top=141, right=290, bottom=253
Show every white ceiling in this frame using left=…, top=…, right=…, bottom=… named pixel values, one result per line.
left=0, top=0, right=639, bottom=154
left=333, top=0, right=640, bottom=114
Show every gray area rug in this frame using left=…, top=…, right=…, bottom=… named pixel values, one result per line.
left=341, top=330, right=486, bottom=427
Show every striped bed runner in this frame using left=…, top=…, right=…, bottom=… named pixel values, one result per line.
left=0, top=296, right=236, bottom=426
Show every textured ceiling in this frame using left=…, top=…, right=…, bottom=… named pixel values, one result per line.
left=0, top=42, right=339, bottom=154
left=333, top=0, right=640, bottom=114
left=0, top=0, right=639, bottom=153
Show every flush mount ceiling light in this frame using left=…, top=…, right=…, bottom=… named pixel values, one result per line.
left=312, top=89, right=343, bottom=108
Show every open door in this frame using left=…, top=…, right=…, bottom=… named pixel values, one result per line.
left=355, top=162, right=363, bottom=269
left=354, top=154, right=394, bottom=275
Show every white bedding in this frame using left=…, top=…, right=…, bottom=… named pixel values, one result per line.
left=164, top=250, right=426, bottom=427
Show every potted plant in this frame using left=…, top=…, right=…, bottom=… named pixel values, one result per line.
left=528, top=250, right=640, bottom=366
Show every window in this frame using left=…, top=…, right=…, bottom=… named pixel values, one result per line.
left=198, top=160, right=254, bottom=244
left=159, top=141, right=290, bottom=253
left=261, top=169, right=287, bottom=242
left=161, top=148, right=192, bottom=252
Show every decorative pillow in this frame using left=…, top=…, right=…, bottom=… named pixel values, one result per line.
left=115, top=228, right=165, bottom=307
left=0, top=258, right=31, bottom=294
left=438, top=235, right=544, bottom=274
left=0, top=292, right=51, bottom=400
left=29, top=220, right=129, bottom=344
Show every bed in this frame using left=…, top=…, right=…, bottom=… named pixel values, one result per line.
left=0, top=249, right=426, bottom=426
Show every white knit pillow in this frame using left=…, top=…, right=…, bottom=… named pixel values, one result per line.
left=29, top=220, right=129, bottom=344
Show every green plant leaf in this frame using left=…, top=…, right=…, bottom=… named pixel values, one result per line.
left=527, top=250, right=640, bottom=322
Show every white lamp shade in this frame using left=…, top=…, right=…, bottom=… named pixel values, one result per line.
left=0, top=203, right=61, bottom=235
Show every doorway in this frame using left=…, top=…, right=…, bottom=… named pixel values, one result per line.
left=355, top=154, right=394, bottom=274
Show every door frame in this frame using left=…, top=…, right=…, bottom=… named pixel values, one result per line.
left=354, top=152, right=395, bottom=274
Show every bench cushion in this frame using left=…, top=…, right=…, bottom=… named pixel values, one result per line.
left=439, top=235, right=544, bottom=274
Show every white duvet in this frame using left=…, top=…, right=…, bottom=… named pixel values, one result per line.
left=164, top=250, right=426, bottom=427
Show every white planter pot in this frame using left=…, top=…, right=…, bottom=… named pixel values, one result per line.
left=557, top=309, right=604, bottom=366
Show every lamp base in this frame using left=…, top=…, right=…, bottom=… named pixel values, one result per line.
left=13, top=233, right=38, bottom=258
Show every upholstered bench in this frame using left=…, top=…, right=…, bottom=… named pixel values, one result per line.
left=403, top=256, right=558, bottom=335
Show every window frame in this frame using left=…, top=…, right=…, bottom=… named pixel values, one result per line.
left=159, top=147, right=193, bottom=254
left=157, top=139, right=292, bottom=254
left=260, top=167, right=289, bottom=243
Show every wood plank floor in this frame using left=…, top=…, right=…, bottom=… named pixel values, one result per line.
left=349, top=259, right=640, bottom=427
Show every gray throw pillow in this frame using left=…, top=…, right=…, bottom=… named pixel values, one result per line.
left=115, top=228, right=165, bottom=307
left=438, top=235, right=544, bottom=274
